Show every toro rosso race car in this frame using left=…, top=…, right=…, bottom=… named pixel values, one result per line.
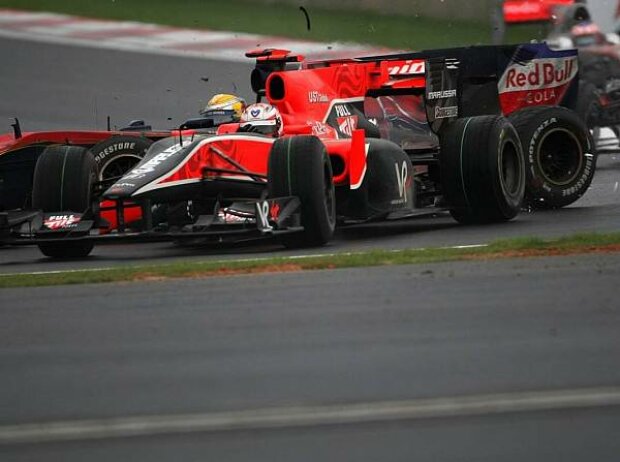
left=505, top=0, right=620, bottom=150
left=0, top=44, right=595, bottom=257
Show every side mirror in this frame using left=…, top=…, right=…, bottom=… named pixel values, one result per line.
left=180, top=117, right=216, bottom=130
left=120, top=120, right=152, bottom=131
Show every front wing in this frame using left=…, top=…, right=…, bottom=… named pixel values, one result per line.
left=0, top=196, right=302, bottom=247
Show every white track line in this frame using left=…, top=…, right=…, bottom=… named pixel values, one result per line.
left=2, top=386, right=619, bottom=444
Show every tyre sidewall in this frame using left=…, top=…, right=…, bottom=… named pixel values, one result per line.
left=440, top=116, right=525, bottom=223
left=518, top=109, right=595, bottom=208
left=489, top=120, right=526, bottom=219
left=31, top=145, right=97, bottom=258
left=269, top=136, right=335, bottom=246
left=32, top=145, right=97, bottom=212
left=90, top=136, right=152, bottom=180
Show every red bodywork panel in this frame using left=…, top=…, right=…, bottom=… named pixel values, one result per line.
left=163, top=136, right=273, bottom=186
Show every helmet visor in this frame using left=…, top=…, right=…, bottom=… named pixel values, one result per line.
left=199, top=109, right=238, bottom=125
left=240, top=121, right=278, bottom=135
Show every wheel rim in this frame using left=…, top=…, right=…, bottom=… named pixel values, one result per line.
left=500, top=138, right=522, bottom=199
left=98, top=154, right=143, bottom=181
left=536, top=128, right=583, bottom=186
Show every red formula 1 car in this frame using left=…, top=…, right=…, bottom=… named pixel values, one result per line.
left=1, top=44, right=595, bottom=257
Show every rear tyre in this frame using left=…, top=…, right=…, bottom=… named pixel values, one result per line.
left=509, top=106, right=596, bottom=209
left=32, top=145, right=96, bottom=258
left=90, top=135, right=152, bottom=181
left=440, top=115, right=525, bottom=224
left=268, top=136, right=336, bottom=247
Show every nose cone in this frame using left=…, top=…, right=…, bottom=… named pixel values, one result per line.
left=102, top=136, right=205, bottom=200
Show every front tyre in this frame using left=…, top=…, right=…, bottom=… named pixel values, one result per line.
left=268, top=136, right=336, bottom=247
left=509, top=106, right=596, bottom=209
left=32, top=145, right=96, bottom=258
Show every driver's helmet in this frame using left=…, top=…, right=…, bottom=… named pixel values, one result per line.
left=200, top=94, right=246, bottom=122
left=239, top=103, right=283, bottom=137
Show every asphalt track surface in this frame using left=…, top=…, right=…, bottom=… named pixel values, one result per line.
left=1, top=36, right=620, bottom=461
left=2, top=255, right=620, bottom=460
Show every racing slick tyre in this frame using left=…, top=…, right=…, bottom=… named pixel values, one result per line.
left=32, top=145, right=97, bottom=258
left=440, top=115, right=525, bottom=224
left=268, top=135, right=336, bottom=247
left=90, top=135, right=152, bottom=181
left=508, top=106, right=596, bottom=209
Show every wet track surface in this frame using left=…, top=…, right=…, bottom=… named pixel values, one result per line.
left=2, top=255, right=620, bottom=461
left=1, top=36, right=620, bottom=461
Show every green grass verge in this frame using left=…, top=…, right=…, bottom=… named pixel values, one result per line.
left=1, top=232, right=619, bottom=289
left=0, top=0, right=544, bottom=49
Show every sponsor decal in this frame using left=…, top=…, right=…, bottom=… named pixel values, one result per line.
left=123, top=144, right=184, bottom=179
left=94, top=142, right=136, bottom=163
left=435, top=105, right=458, bottom=119
left=334, top=105, right=352, bottom=117
left=388, top=60, right=425, bottom=76
left=308, top=91, right=329, bottom=104
left=256, top=201, right=272, bottom=230
left=498, top=56, right=577, bottom=111
left=337, top=116, right=358, bottom=137
left=427, top=89, right=457, bottom=100
left=504, top=2, right=543, bottom=16
left=250, top=108, right=261, bottom=117
left=309, top=121, right=329, bottom=136
left=270, top=202, right=281, bottom=221
left=44, top=214, right=81, bottom=230
left=499, top=56, right=577, bottom=93
left=391, top=161, right=410, bottom=205
left=218, top=209, right=252, bottom=224
left=106, top=182, right=136, bottom=195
